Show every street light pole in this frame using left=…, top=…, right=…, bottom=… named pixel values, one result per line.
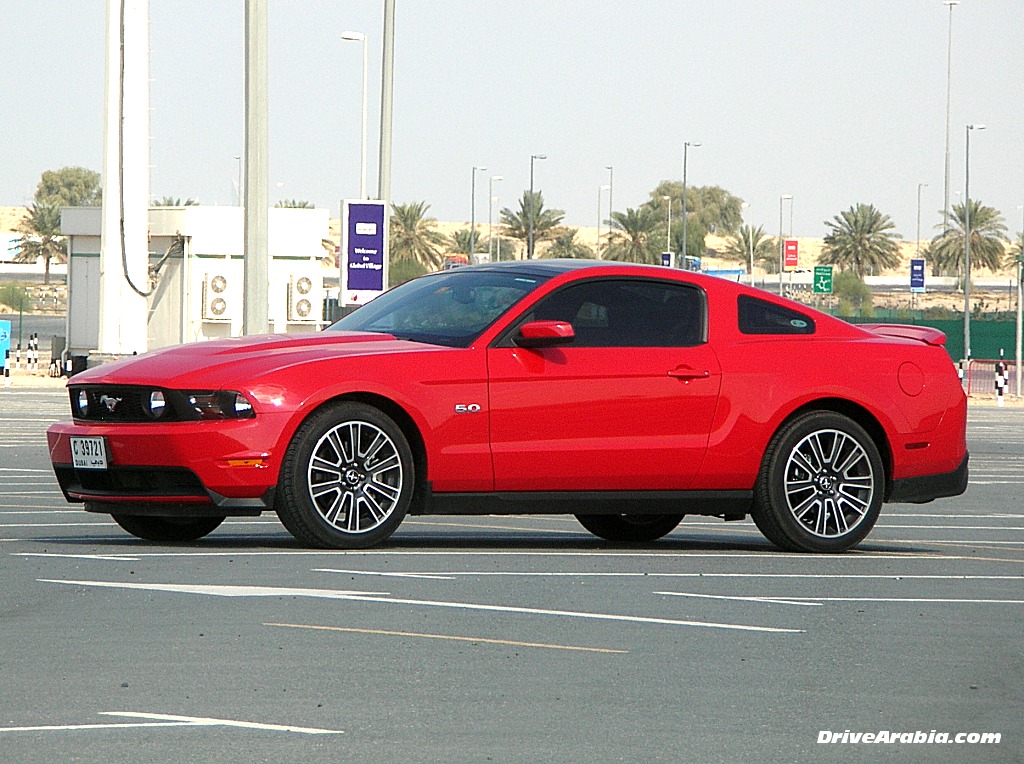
left=943, top=1, right=959, bottom=235
left=341, top=31, right=368, bottom=200
left=1016, top=205, right=1023, bottom=397
left=741, top=202, right=753, bottom=276
left=597, top=184, right=610, bottom=256
left=663, top=195, right=672, bottom=254
left=488, top=175, right=502, bottom=261
left=681, top=142, right=700, bottom=269
left=528, top=154, right=546, bottom=259
left=470, top=165, right=486, bottom=259
left=606, top=166, right=614, bottom=223
left=964, top=123, right=985, bottom=361
left=916, top=182, right=929, bottom=257
left=778, top=194, right=792, bottom=295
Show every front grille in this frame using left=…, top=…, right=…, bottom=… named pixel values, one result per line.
left=54, top=465, right=209, bottom=499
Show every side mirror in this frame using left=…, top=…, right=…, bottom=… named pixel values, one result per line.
left=514, top=320, right=575, bottom=348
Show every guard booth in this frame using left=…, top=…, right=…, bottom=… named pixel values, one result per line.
left=60, top=206, right=330, bottom=369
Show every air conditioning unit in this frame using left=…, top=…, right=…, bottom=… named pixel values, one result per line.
left=287, top=275, right=317, bottom=322
left=202, top=273, right=231, bottom=321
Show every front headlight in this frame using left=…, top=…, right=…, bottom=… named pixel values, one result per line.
left=186, top=391, right=256, bottom=420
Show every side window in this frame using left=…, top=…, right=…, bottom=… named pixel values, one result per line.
left=526, top=279, right=705, bottom=347
left=738, top=295, right=815, bottom=335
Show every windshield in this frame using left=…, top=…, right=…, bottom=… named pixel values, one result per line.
left=328, top=269, right=549, bottom=347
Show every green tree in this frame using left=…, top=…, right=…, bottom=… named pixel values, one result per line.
left=16, top=201, right=67, bottom=285
left=542, top=228, right=595, bottom=259
left=0, top=283, right=29, bottom=312
left=926, top=200, right=1008, bottom=277
left=448, top=228, right=489, bottom=255
left=388, top=258, right=428, bottom=288
left=833, top=269, right=874, bottom=318
left=722, top=224, right=777, bottom=273
left=1007, top=231, right=1024, bottom=271
left=605, top=206, right=662, bottom=264
left=645, top=181, right=744, bottom=235
left=153, top=196, right=199, bottom=206
left=499, top=191, right=565, bottom=258
left=35, top=166, right=101, bottom=207
left=820, top=203, right=902, bottom=278
left=275, top=199, right=314, bottom=208
left=389, top=201, right=446, bottom=269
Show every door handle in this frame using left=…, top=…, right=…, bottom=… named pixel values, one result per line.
left=667, top=368, right=710, bottom=381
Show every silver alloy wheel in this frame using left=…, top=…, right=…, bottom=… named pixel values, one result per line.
left=307, top=420, right=404, bottom=534
left=783, top=428, right=875, bottom=539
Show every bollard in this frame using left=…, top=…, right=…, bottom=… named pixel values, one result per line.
left=28, top=333, right=38, bottom=373
left=3, top=349, right=9, bottom=388
left=995, top=351, right=1007, bottom=407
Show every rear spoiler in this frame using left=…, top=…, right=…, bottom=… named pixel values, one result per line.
left=859, top=324, right=947, bottom=347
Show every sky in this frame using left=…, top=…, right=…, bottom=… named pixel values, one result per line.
left=4, top=0, right=1023, bottom=241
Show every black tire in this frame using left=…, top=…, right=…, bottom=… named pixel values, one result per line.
left=574, top=513, right=685, bottom=542
left=752, top=411, right=884, bottom=553
left=111, top=514, right=224, bottom=542
left=275, top=402, right=414, bottom=549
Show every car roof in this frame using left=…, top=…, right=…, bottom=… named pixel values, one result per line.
left=455, top=258, right=674, bottom=278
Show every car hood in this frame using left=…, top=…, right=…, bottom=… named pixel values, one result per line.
left=68, top=331, right=443, bottom=388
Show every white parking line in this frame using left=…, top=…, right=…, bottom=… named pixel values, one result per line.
left=38, top=579, right=803, bottom=634
left=0, top=712, right=343, bottom=735
left=657, top=591, right=1024, bottom=606
left=317, top=570, right=1024, bottom=581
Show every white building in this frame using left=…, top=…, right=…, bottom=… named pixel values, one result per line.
left=61, top=205, right=329, bottom=362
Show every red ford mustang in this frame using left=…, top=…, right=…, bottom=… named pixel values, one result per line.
left=47, top=260, right=968, bottom=552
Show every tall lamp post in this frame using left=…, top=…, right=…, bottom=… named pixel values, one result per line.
left=606, top=166, right=614, bottom=224
left=597, top=184, right=610, bottom=256
left=681, top=141, right=700, bottom=268
left=964, top=124, right=985, bottom=360
left=528, top=154, right=546, bottom=259
left=488, top=175, right=502, bottom=261
left=778, top=194, right=792, bottom=295
left=741, top=202, right=753, bottom=276
left=1016, top=204, right=1023, bottom=397
left=469, top=165, right=486, bottom=259
left=916, top=182, right=929, bottom=256
left=662, top=195, right=672, bottom=254
left=942, top=1, right=959, bottom=235
left=341, top=31, right=368, bottom=199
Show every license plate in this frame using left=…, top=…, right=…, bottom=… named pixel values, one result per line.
left=70, top=436, right=108, bottom=470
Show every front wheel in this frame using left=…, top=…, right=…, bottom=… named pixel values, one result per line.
left=111, top=514, right=225, bottom=542
left=752, top=411, right=884, bottom=553
left=575, top=514, right=685, bottom=542
left=275, top=402, right=414, bottom=549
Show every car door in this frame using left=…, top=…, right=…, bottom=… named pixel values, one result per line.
left=486, top=278, right=722, bottom=491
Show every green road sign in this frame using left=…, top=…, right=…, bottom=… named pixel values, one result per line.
left=813, top=265, right=833, bottom=294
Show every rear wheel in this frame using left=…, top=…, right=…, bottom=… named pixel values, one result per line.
left=752, top=411, right=884, bottom=553
left=575, top=513, right=685, bottom=542
left=111, top=514, right=224, bottom=542
left=275, top=402, right=414, bottom=549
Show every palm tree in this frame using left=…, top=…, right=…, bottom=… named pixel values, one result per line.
left=1007, top=232, right=1024, bottom=272
left=389, top=201, right=446, bottom=269
left=820, top=203, right=902, bottom=278
left=16, top=201, right=66, bottom=285
left=275, top=199, right=314, bottom=208
left=153, top=196, right=199, bottom=206
left=543, top=228, right=595, bottom=259
left=605, top=206, right=662, bottom=264
left=499, top=191, right=565, bottom=258
left=448, top=228, right=489, bottom=256
left=927, top=200, right=1008, bottom=277
left=722, top=224, right=777, bottom=273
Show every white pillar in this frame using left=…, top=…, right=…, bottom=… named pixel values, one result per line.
left=98, top=0, right=150, bottom=356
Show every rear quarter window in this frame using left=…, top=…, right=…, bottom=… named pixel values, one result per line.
left=738, top=295, right=815, bottom=335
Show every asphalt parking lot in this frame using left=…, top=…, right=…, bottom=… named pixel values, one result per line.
left=1, top=387, right=1021, bottom=763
